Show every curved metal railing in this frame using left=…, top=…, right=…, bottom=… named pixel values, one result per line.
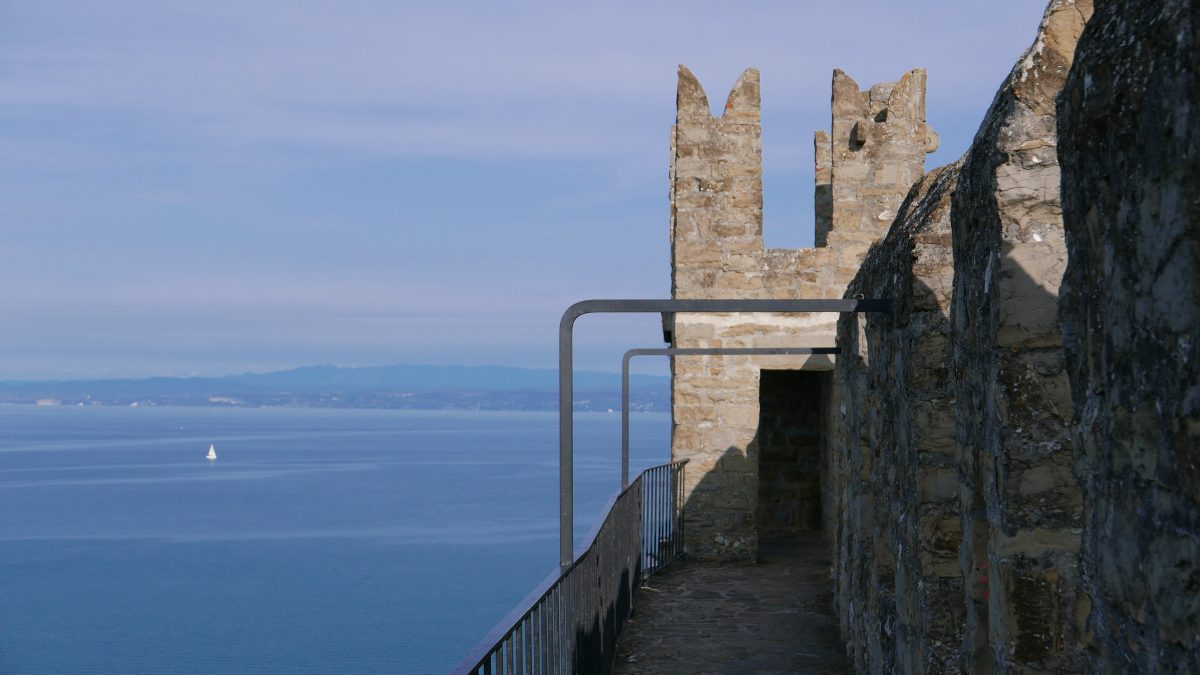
left=452, top=460, right=686, bottom=675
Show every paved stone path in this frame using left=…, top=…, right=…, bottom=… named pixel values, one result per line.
left=614, top=533, right=850, bottom=674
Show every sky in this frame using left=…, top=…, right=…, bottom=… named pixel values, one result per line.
left=0, top=0, right=1053, bottom=380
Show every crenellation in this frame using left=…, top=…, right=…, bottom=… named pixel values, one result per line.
left=670, top=63, right=932, bottom=561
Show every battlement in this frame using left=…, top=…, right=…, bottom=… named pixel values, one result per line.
left=668, top=65, right=937, bottom=560
left=670, top=66, right=937, bottom=305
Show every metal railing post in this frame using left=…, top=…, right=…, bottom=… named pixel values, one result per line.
left=558, top=298, right=890, bottom=569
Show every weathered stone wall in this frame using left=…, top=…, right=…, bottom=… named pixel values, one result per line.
left=829, top=162, right=962, bottom=674
left=825, top=1, right=1094, bottom=671
left=950, top=2, right=1090, bottom=671
left=1057, top=0, right=1200, bottom=670
left=669, top=65, right=936, bottom=560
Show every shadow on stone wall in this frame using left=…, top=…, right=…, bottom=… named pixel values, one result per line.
left=680, top=443, right=761, bottom=562
left=827, top=138, right=1085, bottom=671
left=678, top=368, right=832, bottom=565
left=1057, top=0, right=1200, bottom=668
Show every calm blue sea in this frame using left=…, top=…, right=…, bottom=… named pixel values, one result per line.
left=0, top=406, right=670, bottom=674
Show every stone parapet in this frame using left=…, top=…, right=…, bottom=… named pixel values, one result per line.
left=829, top=162, right=962, bottom=673
left=1058, top=0, right=1200, bottom=670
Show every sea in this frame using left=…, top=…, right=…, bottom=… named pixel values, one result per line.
left=0, top=405, right=671, bottom=674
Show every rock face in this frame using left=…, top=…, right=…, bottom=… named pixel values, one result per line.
left=1057, top=0, right=1200, bottom=670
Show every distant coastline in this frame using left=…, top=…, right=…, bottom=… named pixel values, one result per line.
left=0, top=363, right=669, bottom=412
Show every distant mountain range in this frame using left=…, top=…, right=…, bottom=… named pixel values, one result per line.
left=0, top=364, right=671, bottom=412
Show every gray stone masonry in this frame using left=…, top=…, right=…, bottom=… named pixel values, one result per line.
left=1058, top=0, right=1200, bottom=670
left=830, top=161, right=962, bottom=674
left=950, top=2, right=1091, bottom=671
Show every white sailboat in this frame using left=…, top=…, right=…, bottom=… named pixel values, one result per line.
left=206, top=444, right=217, bottom=461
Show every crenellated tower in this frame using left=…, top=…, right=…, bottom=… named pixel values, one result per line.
left=668, top=65, right=938, bottom=561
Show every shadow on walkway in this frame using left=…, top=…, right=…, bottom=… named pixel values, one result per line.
left=613, top=532, right=850, bottom=674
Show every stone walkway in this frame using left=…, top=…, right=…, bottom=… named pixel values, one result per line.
left=614, top=533, right=850, bottom=674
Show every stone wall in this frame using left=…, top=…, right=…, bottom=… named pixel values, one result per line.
left=1057, top=0, right=1200, bottom=670
left=669, top=65, right=936, bottom=560
left=950, top=1, right=1091, bottom=671
left=825, top=1, right=1093, bottom=671
left=829, top=161, right=961, bottom=673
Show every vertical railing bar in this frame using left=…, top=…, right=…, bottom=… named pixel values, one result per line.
left=652, top=466, right=658, bottom=571
left=549, top=586, right=558, bottom=675
left=663, top=466, right=668, bottom=566
left=579, top=556, right=584, bottom=672
left=649, top=471, right=656, bottom=571
left=658, top=466, right=663, bottom=570
left=673, top=464, right=678, bottom=561
left=667, top=465, right=672, bottom=563
left=568, top=570, right=573, bottom=675
left=646, top=468, right=653, bottom=573
left=512, top=624, right=520, bottom=675
left=671, top=464, right=677, bottom=562
left=559, top=581, right=566, bottom=675
left=549, top=583, right=556, bottom=672
left=524, top=612, right=532, bottom=675
left=645, top=468, right=651, bottom=573
left=648, top=467, right=654, bottom=573
left=506, top=631, right=514, bottom=675
left=664, top=465, right=669, bottom=565
left=452, top=463, right=689, bottom=675
left=572, top=558, right=579, bottom=674
left=533, top=602, right=541, bottom=675
left=669, top=465, right=675, bottom=562
left=568, top=561, right=576, bottom=675
left=661, top=466, right=667, bottom=569
left=655, top=466, right=662, bottom=573
left=529, top=607, right=536, bottom=675
left=561, top=573, right=569, bottom=675
left=518, top=619, right=526, bottom=675
left=680, top=462, right=686, bottom=559
left=589, top=550, right=593, bottom=669
left=678, top=463, right=683, bottom=559
left=530, top=605, right=540, bottom=672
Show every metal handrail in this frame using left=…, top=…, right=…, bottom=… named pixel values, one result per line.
left=452, top=460, right=687, bottom=675
left=558, top=298, right=892, bottom=568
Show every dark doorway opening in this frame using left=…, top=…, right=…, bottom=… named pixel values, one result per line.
left=756, top=370, right=829, bottom=544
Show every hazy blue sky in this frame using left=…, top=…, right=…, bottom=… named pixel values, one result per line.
left=1, top=1, right=1051, bottom=380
